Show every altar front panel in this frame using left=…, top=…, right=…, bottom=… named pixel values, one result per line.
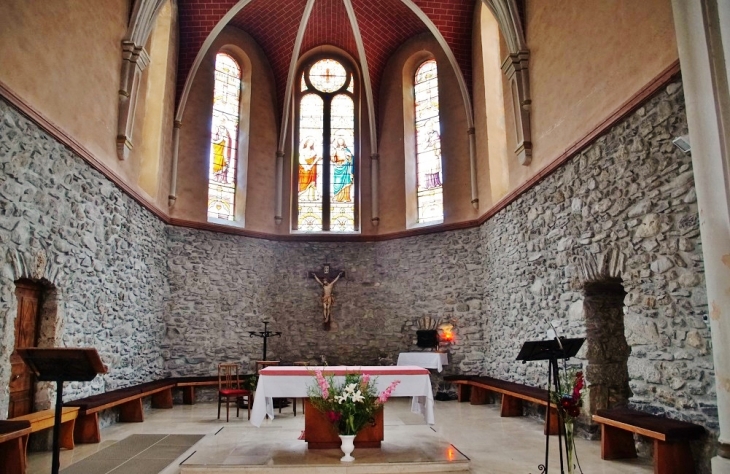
left=250, top=365, right=435, bottom=427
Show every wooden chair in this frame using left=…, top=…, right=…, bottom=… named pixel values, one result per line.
left=218, top=363, right=252, bottom=422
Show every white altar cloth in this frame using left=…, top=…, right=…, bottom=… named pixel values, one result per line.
left=250, top=365, right=435, bottom=427
left=397, top=352, right=449, bottom=372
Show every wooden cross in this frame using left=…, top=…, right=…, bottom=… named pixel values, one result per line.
left=308, top=263, right=345, bottom=281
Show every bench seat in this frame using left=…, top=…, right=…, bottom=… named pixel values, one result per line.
left=593, top=408, right=705, bottom=474
left=173, top=375, right=256, bottom=405
left=0, top=421, right=32, bottom=474
left=173, top=375, right=220, bottom=405
left=11, top=406, right=79, bottom=450
left=67, top=381, right=175, bottom=444
left=448, top=375, right=559, bottom=435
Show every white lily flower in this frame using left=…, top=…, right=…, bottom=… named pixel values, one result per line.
left=344, top=383, right=357, bottom=393
left=351, top=391, right=365, bottom=403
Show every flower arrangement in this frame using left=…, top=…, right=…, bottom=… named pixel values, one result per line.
left=308, top=370, right=401, bottom=436
left=551, top=369, right=585, bottom=474
left=554, top=369, right=584, bottom=421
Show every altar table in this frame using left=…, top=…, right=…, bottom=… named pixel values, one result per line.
left=249, top=365, right=435, bottom=428
left=397, top=352, right=448, bottom=372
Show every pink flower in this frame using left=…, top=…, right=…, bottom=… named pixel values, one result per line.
left=361, top=373, right=370, bottom=386
left=326, top=410, right=341, bottom=423
left=315, top=370, right=330, bottom=399
left=378, top=380, right=400, bottom=403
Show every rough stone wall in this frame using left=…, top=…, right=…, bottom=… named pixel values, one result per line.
left=0, top=98, right=169, bottom=415
left=480, top=79, right=715, bottom=432
left=163, top=227, right=277, bottom=375
left=163, top=229, right=485, bottom=375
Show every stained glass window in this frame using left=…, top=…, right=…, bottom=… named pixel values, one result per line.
left=296, top=58, right=356, bottom=232
left=208, top=53, right=241, bottom=221
left=414, top=59, right=443, bottom=223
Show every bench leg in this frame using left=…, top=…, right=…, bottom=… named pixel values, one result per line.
left=152, top=388, right=173, bottom=409
left=654, top=439, right=695, bottom=474
left=74, top=413, right=101, bottom=444
left=182, top=387, right=196, bottom=405
left=457, top=384, right=471, bottom=402
left=60, top=419, right=76, bottom=450
left=500, top=394, right=523, bottom=417
left=544, top=406, right=560, bottom=435
left=0, top=435, right=28, bottom=474
left=470, top=386, right=489, bottom=405
left=119, top=399, right=144, bottom=422
left=600, top=423, right=637, bottom=460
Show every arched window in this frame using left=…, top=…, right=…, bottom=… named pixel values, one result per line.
left=207, top=53, right=241, bottom=221
left=414, top=59, right=443, bottom=223
left=294, top=57, right=357, bottom=232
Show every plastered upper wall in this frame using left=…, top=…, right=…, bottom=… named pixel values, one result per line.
left=501, top=0, right=678, bottom=192
left=0, top=0, right=176, bottom=213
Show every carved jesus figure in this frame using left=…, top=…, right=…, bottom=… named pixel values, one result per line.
left=313, top=272, right=343, bottom=324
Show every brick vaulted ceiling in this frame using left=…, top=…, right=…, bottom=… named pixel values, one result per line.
left=177, top=0, right=475, bottom=126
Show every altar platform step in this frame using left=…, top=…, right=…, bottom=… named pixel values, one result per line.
left=179, top=426, right=470, bottom=473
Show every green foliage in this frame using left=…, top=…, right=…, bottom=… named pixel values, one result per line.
left=242, top=374, right=258, bottom=392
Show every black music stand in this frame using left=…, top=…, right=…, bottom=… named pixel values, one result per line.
left=516, top=337, right=584, bottom=474
left=17, top=348, right=107, bottom=474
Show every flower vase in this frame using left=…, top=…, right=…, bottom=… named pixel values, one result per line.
left=564, top=420, right=575, bottom=474
left=339, top=434, right=356, bottom=462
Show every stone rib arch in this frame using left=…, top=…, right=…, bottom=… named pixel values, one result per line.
left=574, top=245, right=626, bottom=287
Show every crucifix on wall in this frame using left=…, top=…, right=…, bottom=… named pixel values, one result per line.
left=309, top=263, right=345, bottom=331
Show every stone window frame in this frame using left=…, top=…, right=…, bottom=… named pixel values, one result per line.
left=403, top=51, right=445, bottom=228
left=290, top=53, right=361, bottom=233
left=206, top=47, right=253, bottom=227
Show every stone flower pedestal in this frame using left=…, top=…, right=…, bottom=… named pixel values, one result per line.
left=303, top=399, right=384, bottom=449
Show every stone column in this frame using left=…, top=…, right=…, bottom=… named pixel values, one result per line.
left=370, top=153, right=380, bottom=226
left=117, top=42, right=150, bottom=160
left=671, top=1, right=730, bottom=471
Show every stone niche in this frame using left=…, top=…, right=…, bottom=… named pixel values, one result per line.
left=582, top=278, right=631, bottom=420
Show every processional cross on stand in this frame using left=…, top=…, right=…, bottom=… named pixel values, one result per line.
left=309, top=263, right=345, bottom=331
left=248, top=321, right=281, bottom=361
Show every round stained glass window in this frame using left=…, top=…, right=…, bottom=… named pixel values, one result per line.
left=308, top=59, right=347, bottom=93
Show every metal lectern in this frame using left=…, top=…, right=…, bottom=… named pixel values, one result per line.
left=17, top=348, right=107, bottom=474
left=516, top=337, right=584, bottom=474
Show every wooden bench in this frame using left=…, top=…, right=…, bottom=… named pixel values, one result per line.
left=174, top=374, right=258, bottom=406
left=0, top=420, right=31, bottom=474
left=174, top=375, right=219, bottom=405
left=11, top=406, right=79, bottom=450
left=67, top=379, right=175, bottom=444
left=593, top=408, right=705, bottom=474
left=447, top=375, right=560, bottom=435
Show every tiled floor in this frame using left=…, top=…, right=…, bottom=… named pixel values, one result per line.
left=27, top=399, right=654, bottom=474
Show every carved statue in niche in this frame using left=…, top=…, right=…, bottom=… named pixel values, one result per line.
left=309, top=263, right=345, bottom=330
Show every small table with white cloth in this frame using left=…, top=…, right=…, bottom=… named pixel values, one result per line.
left=249, top=365, right=435, bottom=428
left=397, top=352, right=448, bottom=372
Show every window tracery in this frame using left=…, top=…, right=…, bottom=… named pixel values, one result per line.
left=295, top=57, right=357, bottom=232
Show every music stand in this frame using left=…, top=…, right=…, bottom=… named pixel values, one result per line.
left=17, top=348, right=106, bottom=474
left=516, top=337, right=584, bottom=474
